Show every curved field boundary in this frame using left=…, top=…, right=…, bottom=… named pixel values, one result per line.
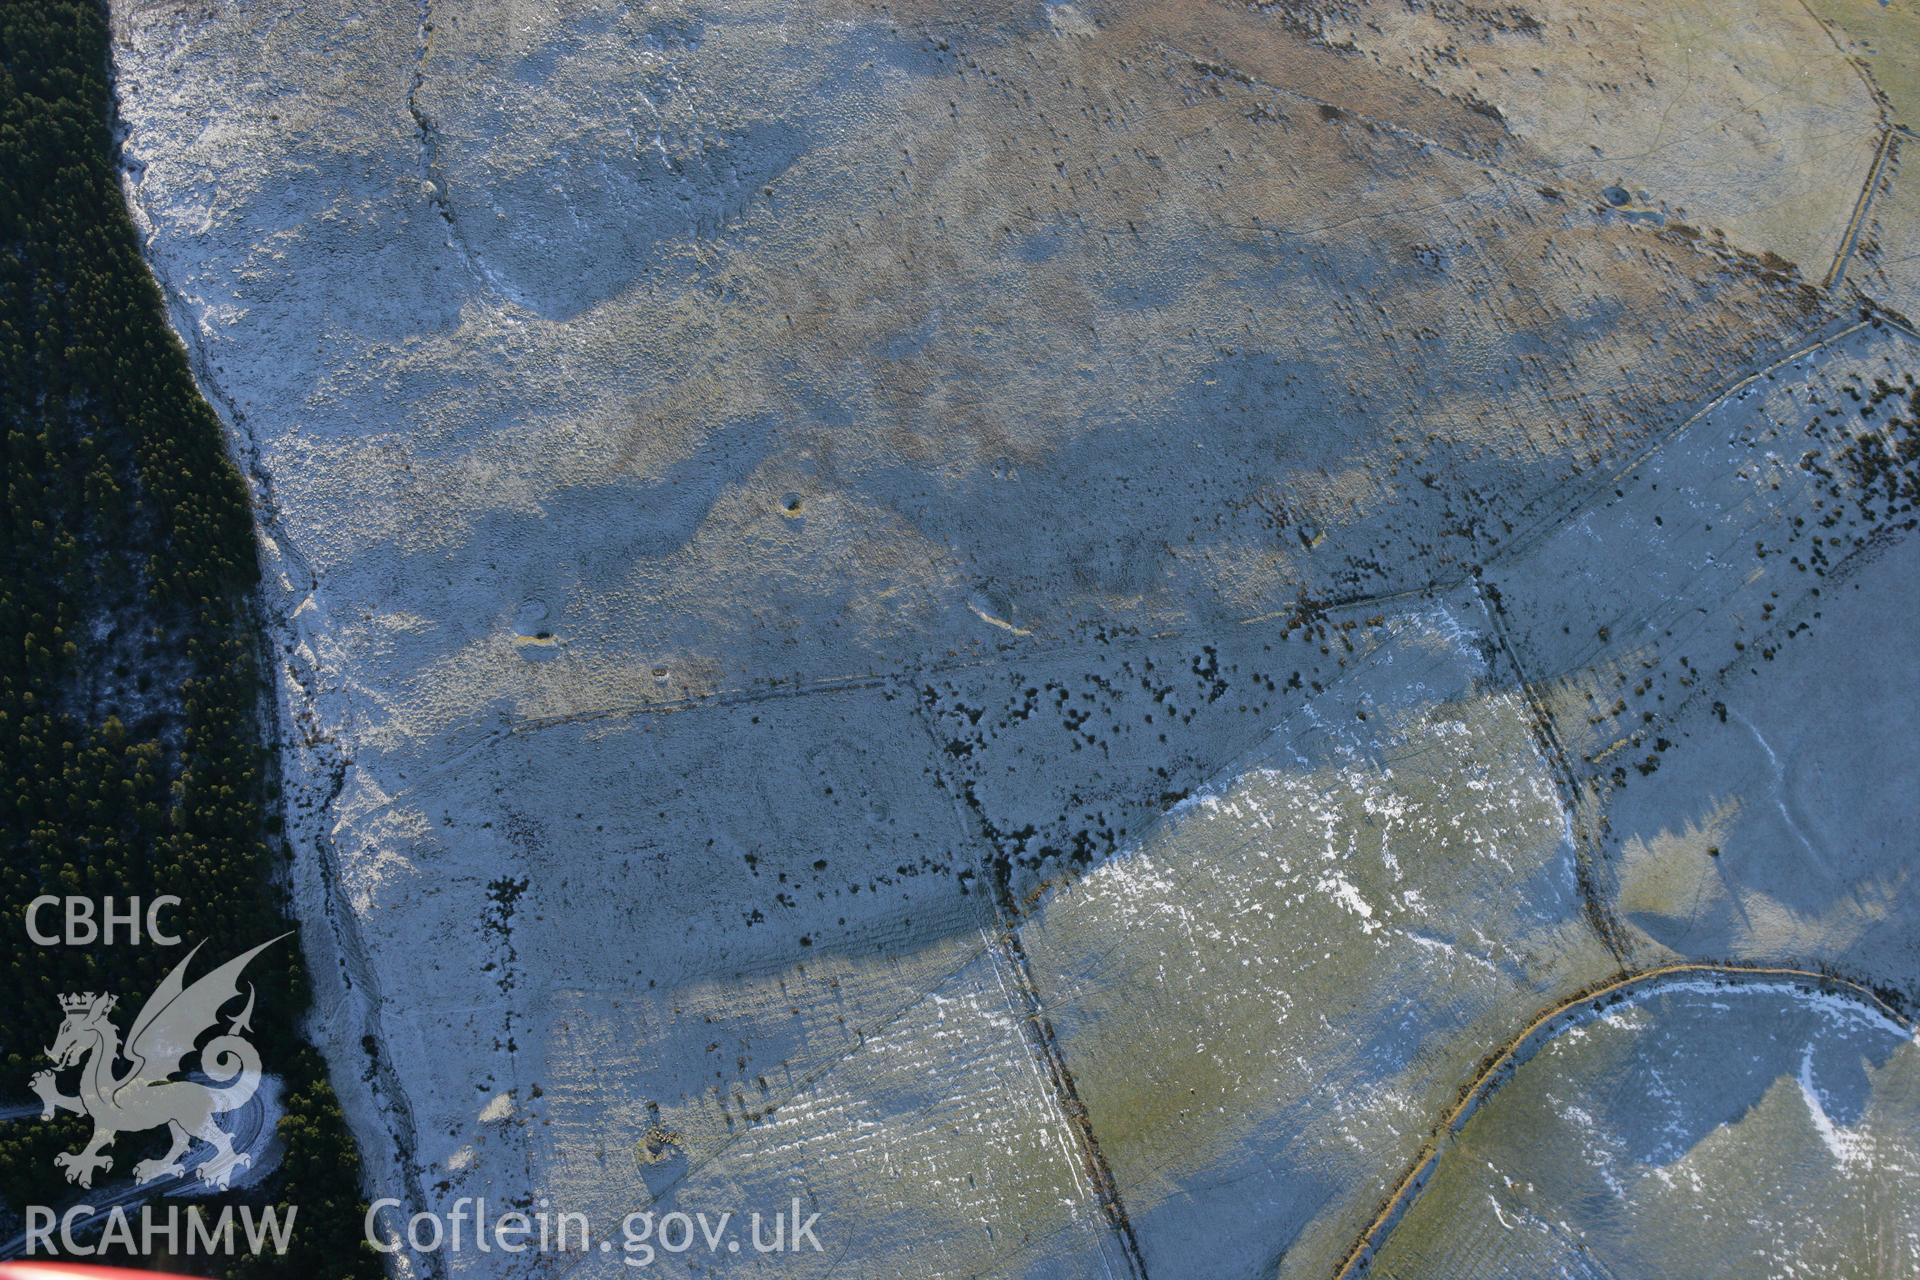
left=1331, top=962, right=1915, bottom=1280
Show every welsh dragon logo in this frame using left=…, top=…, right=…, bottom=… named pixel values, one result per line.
left=30, top=935, right=285, bottom=1190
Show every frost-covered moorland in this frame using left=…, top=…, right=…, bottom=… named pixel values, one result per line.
left=106, top=0, right=1919, bottom=1275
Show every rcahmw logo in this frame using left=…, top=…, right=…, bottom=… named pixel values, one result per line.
left=19, top=931, right=297, bottom=1259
